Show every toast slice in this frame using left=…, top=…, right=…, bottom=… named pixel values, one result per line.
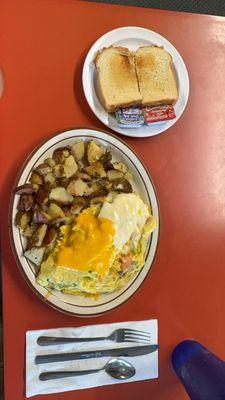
left=135, top=46, right=178, bottom=106
left=94, top=46, right=142, bottom=112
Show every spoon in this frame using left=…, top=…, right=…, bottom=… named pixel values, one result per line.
left=39, top=358, right=136, bottom=381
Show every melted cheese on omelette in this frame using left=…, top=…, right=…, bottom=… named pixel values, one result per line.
left=56, top=213, right=115, bottom=277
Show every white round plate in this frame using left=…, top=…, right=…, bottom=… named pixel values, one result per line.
left=82, top=26, right=189, bottom=138
left=9, top=128, right=160, bottom=316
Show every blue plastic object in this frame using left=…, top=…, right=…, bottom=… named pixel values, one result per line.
left=172, top=340, right=225, bottom=400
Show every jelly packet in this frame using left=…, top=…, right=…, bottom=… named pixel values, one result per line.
left=143, top=105, right=176, bottom=125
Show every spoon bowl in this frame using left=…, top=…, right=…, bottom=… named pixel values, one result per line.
left=105, top=358, right=136, bottom=379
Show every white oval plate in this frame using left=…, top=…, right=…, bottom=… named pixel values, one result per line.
left=9, top=128, right=159, bottom=316
left=82, top=26, right=189, bottom=138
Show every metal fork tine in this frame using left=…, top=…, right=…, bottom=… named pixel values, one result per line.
left=124, top=338, right=151, bottom=344
left=124, top=329, right=151, bottom=337
left=125, top=336, right=151, bottom=343
left=125, top=333, right=151, bottom=340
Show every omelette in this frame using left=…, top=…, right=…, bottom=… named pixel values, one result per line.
left=37, top=193, right=156, bottom=295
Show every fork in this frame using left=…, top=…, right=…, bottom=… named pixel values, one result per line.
left=37, top=328, right=151, bottom=346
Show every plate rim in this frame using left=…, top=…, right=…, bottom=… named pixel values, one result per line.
left=8, top=126, right=160, bottom=317
left=82, top=25, right=190, bottom=138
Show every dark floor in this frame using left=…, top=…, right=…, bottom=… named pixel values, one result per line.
left=0, top=322, right=2, bottom=399
left=0, top=260, right=3, bottom=398
left=85, top=0, right=225, bottom=16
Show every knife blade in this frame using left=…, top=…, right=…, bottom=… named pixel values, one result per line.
left=35, top=344, right=158, bottom=364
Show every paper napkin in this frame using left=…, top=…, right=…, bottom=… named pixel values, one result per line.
left=26, top=319, right=158, bottom=397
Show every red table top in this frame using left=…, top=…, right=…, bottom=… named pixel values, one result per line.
left=1, top=1, right=225, bottom=399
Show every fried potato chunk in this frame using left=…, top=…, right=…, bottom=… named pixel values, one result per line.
left=113, top=162, right=128, bottom=174
left=113, top=178, right=133, bottom=193
left=29, top=171, right=44, bottom=185
left=24, top=247, right=45, bottom=266
left=35, top=163, right=52, bottom=176
left=15, top=210, right=32, bottom=230
left=52, top=147, right=70, bottom=164
left=106, top=170, right=124, bottom=181
left=71, top=141, right=85, bottom=161
left=18, top=194, right=35, bottom=211
left=87, top=140, right=104, bottom=164
left=49, top=187, right=73, bottom=204
left=14, top=184, right=37, bottom=195
left=66, top=179, right=89, bottom=196
left=27, top=224, right=48, bottom=249
left=85, top=161, right=106, bottom=178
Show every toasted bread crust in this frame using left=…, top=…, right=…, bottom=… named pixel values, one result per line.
left=94, top=46, right=132, bottom=65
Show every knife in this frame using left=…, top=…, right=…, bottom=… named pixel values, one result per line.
left=35, top=344, right=158, bottom=364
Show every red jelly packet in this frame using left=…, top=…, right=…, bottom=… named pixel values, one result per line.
left=143, top=105, right=176, bottom=124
